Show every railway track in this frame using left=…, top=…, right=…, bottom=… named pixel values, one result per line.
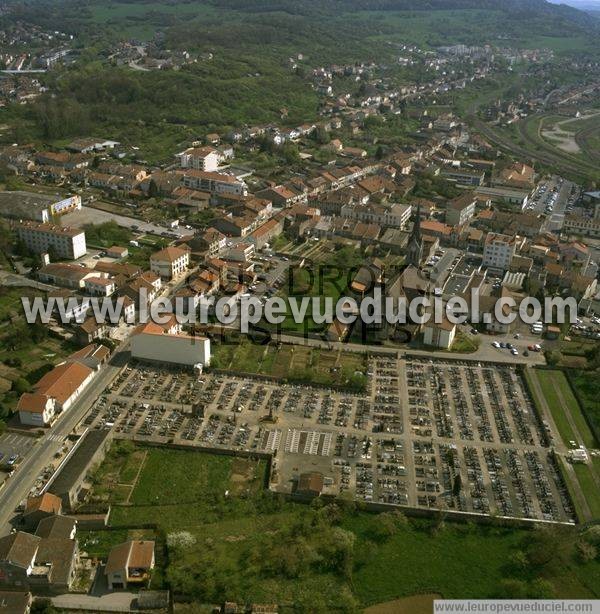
left=473, top=116, right=597, bottom=180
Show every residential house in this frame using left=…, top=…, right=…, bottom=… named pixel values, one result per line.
left=245, top=217, right=284, bottom=250
left=106, top=246, right=128, bottom=259
left=105, top=540, right=155, bottom=591
left=150, top=246, right=190, bottom=280
left=84, top=276, right=116, bottom=297
left=422, top=317, right=457, bottom=349
left=17, top=394, right=57, bottom=428
left=37, top=264, right=95, bottom=290
left=22, top=494, right=62, bottom=529
left=76, top=316, right=111, bottom=344
left=256, top=185, right=305, bottom=208
left=0, top=532, right=40, bottom=589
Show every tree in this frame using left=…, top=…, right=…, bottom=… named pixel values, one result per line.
left=545, top=349, right=562, bottom=366
left=312, top=126, right=330, bottom=145
left=12, top=377, right=31, bottom=394
left=31, top=599, right=58, bottom=614
left=497, top=578, right=528, bottom=598
left=148, top=179, right=160, bottom=198
left=577, top=540, right=597, bottom=563
left=528, top=578, right=554, bottom=598
left=371, top=512, right=399, bottom=542
left=452, top=473, right=462, bottom=497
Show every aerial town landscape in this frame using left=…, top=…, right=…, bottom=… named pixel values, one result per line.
left=0, top=0, right=600, bottom=612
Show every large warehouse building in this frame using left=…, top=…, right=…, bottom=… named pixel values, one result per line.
left=0, top=191, right=81, bottom=222
left=130, top=322, right=211, bottom=367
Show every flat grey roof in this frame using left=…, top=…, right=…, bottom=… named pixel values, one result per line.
left=0, top=190, right=57, bottom=218
left=48, top=429, right=110, bottom=497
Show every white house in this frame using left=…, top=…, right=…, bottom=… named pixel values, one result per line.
left=422, top=318, right=457, bottom=349
left=17, top=393, right=57, bottom=427
left=84, top=276, right=116, bottom=297
left=150, top=246, right=190, bottom=280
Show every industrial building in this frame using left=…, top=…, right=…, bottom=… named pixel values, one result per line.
left=130, top=322, right=211, bottom=368
left=0, top=191, right=81, bottom=222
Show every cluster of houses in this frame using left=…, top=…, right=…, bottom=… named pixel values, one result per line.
left=1, top=98, right=599, bottom=358
left=0, top=490, right=155, bottom=601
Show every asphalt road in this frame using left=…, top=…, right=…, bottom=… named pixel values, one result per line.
left=0, top=345, right=128, bottom=534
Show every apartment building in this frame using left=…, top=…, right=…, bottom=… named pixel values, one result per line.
left=563, top=215, right=600, bottom=239
left=446, top=193, right=477, bottom=227
left=483, top=233, right=516, bottom=272
left=339, top=202, right=412, bottom=229
left=176, top=146, right=220, bottom=172
left=16, top=221, right=86, bottom=259
left=150, top=246, right=190, bottom=280
left=182, top=170, right=247, bottom=196
left=440, top=168, right=485, bottom=187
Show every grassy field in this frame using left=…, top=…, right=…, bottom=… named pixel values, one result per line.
left=528, top=369, right=600, bottom=522
left=209, top=336, right=367, bottom=391
left=569, top=371, right=600, bottom=444
left=353, top=9, right=594, bottom=54
left=533, top=370, right=596, bottom=449
left=85, top=444, right=600, bottom=608
left=573, top=463, right=600, bottom=520
left=83, top=221, right=132, bottom=249
left=449, top=332, right=480, bottom=354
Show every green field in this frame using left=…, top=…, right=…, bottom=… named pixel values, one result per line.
left=83, top=221, right=131, bottom=249
left=527, top=369, right=600, bottom=522
left=570, top=371, right=600, bottom=443
left=83, top=444, right=600, bottom=609
left=533, top=370, right=596, bottom=449
left=351, top=9, right=594, bottom=54
left=573, top=463, right=600, bottom=520
left=210, top=336, right=367, bottom=392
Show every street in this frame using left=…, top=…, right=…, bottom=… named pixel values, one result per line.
left=0, top=345, right=128, bottom=535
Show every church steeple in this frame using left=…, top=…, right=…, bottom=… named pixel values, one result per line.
left=406, top=201, right=423, bottom=268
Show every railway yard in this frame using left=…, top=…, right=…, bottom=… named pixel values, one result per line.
left=79, top=354, right=577, bottom=525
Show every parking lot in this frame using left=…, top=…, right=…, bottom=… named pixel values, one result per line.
left=81, top=355, right=575, bottom=523
left=526, top=176, right=578, bottom=233
left=0, top=432, right=36, bottom=468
